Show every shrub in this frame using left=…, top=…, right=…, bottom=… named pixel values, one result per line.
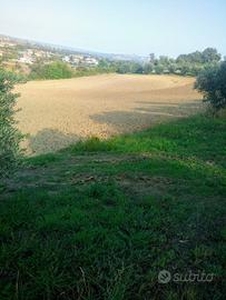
left=30, top=61, right=73, bottom=80
left=194, top=61, right=226, bottom=112
left=0, top=69, right=23, bottom=178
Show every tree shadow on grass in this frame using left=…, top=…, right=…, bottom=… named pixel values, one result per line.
left=27, top=129, right=80, bottom=156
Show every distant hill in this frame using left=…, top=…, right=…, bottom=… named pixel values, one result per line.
left=0, top=33, right=147, bottom=62
left=0, top=33, right=221, bottom=78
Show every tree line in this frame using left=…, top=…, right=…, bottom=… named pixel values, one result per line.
left=28, top=47, right=222, bottom=80
left=109, top=47, right=222, bottom=76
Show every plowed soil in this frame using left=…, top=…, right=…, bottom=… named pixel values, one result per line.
left=15, top=74, right=202, bottom=155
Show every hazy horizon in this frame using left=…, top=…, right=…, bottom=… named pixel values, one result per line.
left=0, top=0, right=225, bottom=57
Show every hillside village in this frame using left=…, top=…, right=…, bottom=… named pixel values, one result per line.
left=0, top=34, right=222, bottom=79
left=0, top=35, right=99, bottom=73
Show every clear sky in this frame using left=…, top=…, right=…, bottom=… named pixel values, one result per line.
left=0, top=0, right=225, bottom=57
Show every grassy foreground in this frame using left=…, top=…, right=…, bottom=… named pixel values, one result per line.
left=0, top=114, right=226, bottom=300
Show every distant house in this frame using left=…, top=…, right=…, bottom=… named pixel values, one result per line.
left=18, top=51, right=34, bottom=64
left=84, top=57, right=99, bottom=66
left=18, top=56, right=33, bottom=64
left=62, top=56, right=70, bottom=63
left=0, top=41, right=16, bottom=47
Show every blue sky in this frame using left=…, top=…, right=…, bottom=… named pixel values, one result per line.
left=0, top=0, right=225, bottom=57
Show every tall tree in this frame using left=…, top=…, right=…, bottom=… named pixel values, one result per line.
left=202, top=48, right=221, bottom=63
left=0, top=69, right=23, bottom=178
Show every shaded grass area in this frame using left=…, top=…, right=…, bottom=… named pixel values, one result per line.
left=0, top=114, right=226, bottom=299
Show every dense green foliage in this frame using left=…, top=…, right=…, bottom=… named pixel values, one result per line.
left=0, top=69, right=23, bottom=178
left=147, top=48, right=221, bottom=76
left=28, top=48, right=222, bottom=80
left=29, top=61, right=74, bottom=79
left=96, top=48, right=222, bottom=77
left=105, top=48, right=221, bottom=76
left=195, top=61, right=226, bottom=112
left=1, top=115, right=226, bottom=299
left=148, top=48, right=221, bottom=76
left=29, top=61, right=112, bottom=80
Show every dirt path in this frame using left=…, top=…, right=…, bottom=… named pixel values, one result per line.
left=15, top=74, right=202, bottom=155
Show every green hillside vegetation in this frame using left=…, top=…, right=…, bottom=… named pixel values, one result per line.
left=108, top=47, right=222, bottom=76
left=27, top=47, right=222, bottom=80
left=0, top=43, right=222, bottom=80
left=29, top=61, right=114, bottom=80
left=1, top=114, right=226, bottom=299
left=77, top=47, right=222, bottom=78
left=29, top=61, right=74, bottom=80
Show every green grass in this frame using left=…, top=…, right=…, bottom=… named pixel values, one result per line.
left=0, top=114, right=226, bottom=299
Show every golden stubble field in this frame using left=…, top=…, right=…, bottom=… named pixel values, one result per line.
left=15, top=74, right=202, bottom=155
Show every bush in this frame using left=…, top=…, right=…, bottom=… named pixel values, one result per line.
left=0, top=69, right=23, bottom=178
left=194, top=61, right=226, bottom=112
left=30, top=61, right=73, bottom=80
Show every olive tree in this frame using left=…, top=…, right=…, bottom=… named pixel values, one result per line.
left=0, top=69, right=23, bottom=178
left=194, top=61, right=226, bottom=113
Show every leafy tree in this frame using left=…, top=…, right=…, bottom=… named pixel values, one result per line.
left=194, top=61, right=226, bottom=112
left=175, top=48, right=221, bottom=75
left=98, top=59, right=110, bottom=69
left=115, top=62, right=129, bottom=74
left=202, top=48, right=221, bottom=63
left=177, top=51, right=203, bottom=64
left=143, top=63, right=153, bottom=74
left=149, top=53, right=155, bottom=64
left=130, top=62, right=144, bottom=74
left=154, top=64, right=164, bottom=74
left=30, top=61, right=73, bottom=79
left=0, top=69, right=23, bottom=178
left=168, top=63, right=177, bottom=74
left=159, top=55, right=170, bottom=66
left=43, top=61, right=73, bottom=79
left=115, top=61, right=144, bottom=74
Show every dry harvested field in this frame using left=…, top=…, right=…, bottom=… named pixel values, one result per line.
left=15, top=74, right=202, bottom=155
